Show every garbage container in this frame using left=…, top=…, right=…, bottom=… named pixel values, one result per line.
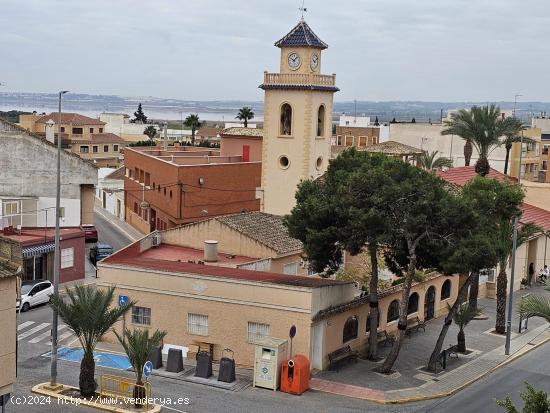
left=195, top=350, right=213, bottom=378
left=148, top=345, right=163, bottom=370
left=218, top=348, right=236, bottom=383
left=253, top=337, right=288, bottom=391
left=280, top=354, right=310, bottom=395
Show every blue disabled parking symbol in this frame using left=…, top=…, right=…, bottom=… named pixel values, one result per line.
left=143, top=360, right=153, bottom=378
left=118, top=295, right=129, bottom=307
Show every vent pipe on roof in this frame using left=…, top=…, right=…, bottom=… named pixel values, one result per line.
left=204, top=240, right=218, bottom=262
left=163, top=123, right=168, bottom=151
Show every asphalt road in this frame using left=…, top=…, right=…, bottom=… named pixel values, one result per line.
left=93, top=210, right=134, bottom=252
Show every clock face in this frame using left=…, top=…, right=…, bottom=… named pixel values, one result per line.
left=310, top=53, right=319, bottom=71
left=287, top=52, right=301, bottom=70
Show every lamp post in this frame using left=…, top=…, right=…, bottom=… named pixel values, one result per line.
left=50, top=90, right=69, bottom=388
left=513, top=94, right=522, bottom=118
left=505, top=129, right=524, bottom=355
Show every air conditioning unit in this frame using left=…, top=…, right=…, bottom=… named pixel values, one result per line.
left=151, top=233, right=161, bottom=247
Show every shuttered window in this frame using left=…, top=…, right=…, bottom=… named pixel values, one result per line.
left=188, top=313, right=208, bottom=336
left=247, top=322, right=270, bottom=343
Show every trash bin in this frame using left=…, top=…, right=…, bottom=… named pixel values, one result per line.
left=166, top=348, right=184, bottom=373
left=280, top=354, right=310, bottom=395
left=195, top=350, right=213, bottom=378
left=148, top=345, right=163, bottom=370
left=218, top=348, right=236, bottom=383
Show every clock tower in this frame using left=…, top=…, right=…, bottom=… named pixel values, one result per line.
left=260, top=18, right=338, bottom=216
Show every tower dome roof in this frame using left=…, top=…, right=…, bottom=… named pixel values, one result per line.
left=274, top=19, right=328, bottom=50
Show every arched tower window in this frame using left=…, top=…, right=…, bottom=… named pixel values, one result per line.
left=317, top=105, right=326, bottom=137
left=343, top=316, right=358, bottom=343
left=280, top=103, right=292, bottom=136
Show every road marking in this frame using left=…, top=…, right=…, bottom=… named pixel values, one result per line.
left=18, top=322, right=50, bottom=340
left=58, top=329, right=74, bottom=343
left=17, top=321, right=34, bottom=331
left=29, top=324, right=69, bottom=344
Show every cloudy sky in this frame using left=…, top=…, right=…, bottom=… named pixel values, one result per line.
left=1, top=0, right=549, bottom=101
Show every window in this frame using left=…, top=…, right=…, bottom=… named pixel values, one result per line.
left=315, top=156, right=323, bottom=170
left=358, top=136, right=367, bottom=146
left=345, top=136, right=354, bottom=146
left=187, top=313, right=208, bottom=336
left=279, top=155, right=290, bottom=169
left=113, top=144, right=119, bottom=152
left=387, top=300, right=400, bottom=323
left=132, top=306, right=151, bottom=325
left=60, top=127, right=65, bottom=133
left=336, top=135, right=343, bottom=146
left=317, top=105, right=326, bottom=137
left=79, top=145, right=89, bottom=153
left=92, top=146, right=98, bottom=153
left=134, top=168, right=139, bottom=181
left=280, top=103, right=292, bottom=135
left=283, top=262, right=298, bottom=275
left=103, top=145, right=109, bottom=152
left=247, top=321, right=270, bottom=343
left=134, top=202, right=138, bottom=213
left=60, top=247, right=74, bottom=269
left=139, top=169, right=144, bottom=182
left=99, top=128, right=103, bottom=133
left=343, top=316, right=358, bottom=343
left=169, top=190, right=173, bottom=199
left=90, top=128, right=94, bottom=133
left=3, top=201, right=19, bottom=215
left=72, top=127, right=83, bottom=134
left=407, top=292, right=419, bottom=314
left=365, top=311, right=380, bottom=333
left=441, top=279, right=452, bottom=300
left=145, top=172, right=150, bottom=187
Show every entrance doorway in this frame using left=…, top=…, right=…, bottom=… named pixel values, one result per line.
left=425, top=286, right=436, bottom=320
left=150, top=209, right=157, bottom=232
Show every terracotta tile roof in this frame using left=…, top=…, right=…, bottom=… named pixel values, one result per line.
left=521, top=203, right=550, bottom=231
left=275, top=19, right=328, bottom=49
left=104, top=166, right=125, bottom=180
left=70, top=133, right=125, bottom=144
left=220, top=127, right=263, bottom=138
left=435, top=166, right=517, bottom=186
left=0, top=227, right=84, bottom=247
left=216, top=212, right=302, bottom=255
left=361, top=141, right=423, bottom=156
left=36, top=112, right=105, bottom=126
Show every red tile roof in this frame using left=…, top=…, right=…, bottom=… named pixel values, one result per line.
left=104, top=166, right=126, bottom=180
left=521, top=203, right=550, bottom=231
left=0, top=227, right=84, bottom=247
left=70, top=133, right=125, bottom=144
left=36, top=112, right=105, bottom=126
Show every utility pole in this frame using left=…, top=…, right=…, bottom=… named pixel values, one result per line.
left=513, top=94, right=522, bottom=118
left=50, top=90, right=68, bottom=388
left=505, top=129, right=524, bottom=355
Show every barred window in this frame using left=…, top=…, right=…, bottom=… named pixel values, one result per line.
left=60, top=247, right=74, bottom=269
left=188, top=313, right=208, bottom=336
left=247, top=321, right=270, bottom=343
left=132, top=306, right=151, bottom=326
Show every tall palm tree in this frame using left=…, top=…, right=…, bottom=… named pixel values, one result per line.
left=236, top=106, right=254, bottom=127
left=451, top=302, right=481, bottom=352
left=415, top=150, right=453, bottom=171
left=184, top=114, right=202, bottom=146
left=519, top=294, right=550, bottom=323
left=501, top=123, right=531, bottom=175
left=49, top=285, right=134, bottom=397
left=114, top=328, right=167, bottom=407
left=441, top=105, right=524, bottom=176
left=494, top=222, right=541, bottom=334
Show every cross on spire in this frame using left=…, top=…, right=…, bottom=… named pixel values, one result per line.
left=299, top=0, right=307, bottom=19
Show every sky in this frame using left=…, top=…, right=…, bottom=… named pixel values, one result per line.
left=1, top=0, right=549, bottom=102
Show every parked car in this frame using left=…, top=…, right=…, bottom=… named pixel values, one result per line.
left=80, top=224, right=98, bottom=243
left=89, top=243, right=114, bottom=265
left=17, top=280, right=54, bottom=312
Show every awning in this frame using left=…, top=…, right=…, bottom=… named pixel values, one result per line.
left=22, top=242, right=55, bottom=258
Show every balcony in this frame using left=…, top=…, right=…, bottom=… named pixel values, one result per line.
left=260, top=72, right=338, bottom=91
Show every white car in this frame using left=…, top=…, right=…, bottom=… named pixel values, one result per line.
left=17, top=280, right=54, bottom=312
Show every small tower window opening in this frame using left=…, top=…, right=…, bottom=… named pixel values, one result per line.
left=280, top=103, right=292, bottom=136
left=317, top=105, right=326, bottom=137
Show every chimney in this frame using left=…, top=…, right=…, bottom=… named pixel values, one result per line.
left=163, top=123, right=168, bottom=151
left=46, top=119, right=55, bottom=143
left=242, top=145, right=250, bottom=162
left=204, top=240, right=218, bottom=262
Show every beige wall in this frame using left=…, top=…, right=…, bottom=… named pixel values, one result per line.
left=220, top=137, right=262, bottom=162
left=0, top=276, right=16, bottom=396
left=279, top=46, right=324, bottom=75
left=524, top=182, right=550, bottom=209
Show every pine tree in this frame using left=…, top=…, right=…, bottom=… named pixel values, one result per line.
left=133, top=103, right=147, bottom=124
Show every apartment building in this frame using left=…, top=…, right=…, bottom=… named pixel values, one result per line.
left=20, top=112, right=106, bottom=138
left=71, top=132, right=126, bottom=168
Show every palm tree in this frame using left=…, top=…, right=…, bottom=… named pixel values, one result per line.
left=415, top=150, right=453, bottom=171
left=114, top=328, right=167, bottom=407
left=451, top=302, right=481, bottom=352
left=441, top=105, right=524, bottom=176
left=143, top=125, right=157, bottom=141
left=494, top=223, right=541, bottom=334
left=501, top=122, right=530, bottom=175
left=49, top=285, right=134, bottom=397
left=236, top=106, right=254, bottom=127
left=519, top=294, right=550, bottom=323
left=184, top=114, right=202, bottom=146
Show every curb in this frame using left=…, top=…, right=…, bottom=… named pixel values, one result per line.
left=311, top=333, right=550, bottom=404
left=94, top=208, right=141, bottom=242
left=32, top=382, right=162, bottom=413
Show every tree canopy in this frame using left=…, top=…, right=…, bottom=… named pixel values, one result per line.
left=133, top=103, right=147, bottom=123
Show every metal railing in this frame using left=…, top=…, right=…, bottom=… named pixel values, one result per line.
left=99, top=374, right=152, bottom=410
left=263, top=72, right=336, bottom=87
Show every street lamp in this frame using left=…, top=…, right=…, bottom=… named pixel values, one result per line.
left=513, top=94, right=522, bottom=118
left=505, top=129, right=524, bottom=355
left=50, top=90, right=69, bottom=388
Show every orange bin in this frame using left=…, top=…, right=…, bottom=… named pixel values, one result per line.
left=280, top=354, right=310, bottom=395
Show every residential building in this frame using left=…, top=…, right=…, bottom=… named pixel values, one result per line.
left=339, top=115, right=371, bottom=127
left=0, top=260, right=17, bottom=401
left=437, top=166, right=550, bottom=295
left=97, top=232, right=458, bottom=370
left=70, top=133, right=126, bottom=168
left=532, top=115, right=550, bottom=134
left=123, top=145, right=261, bottom=234
left=0, top=226, right=86, bottom=283
left=259, top=19, right=338, bottom=216
left=508, top=127, right=542, bottom=182
left=96, top=167, right=125, bottom=221
left=333, top=115, right=390, bottom=155
left=197, top=127, right=222, bottom=144
left=0, top=119, right=97, bottom=228
left=20, top=112, right=106, bottom=138
left=99, top=112, right=152, bottom=142
left=219, top=128, right=263, bottom=162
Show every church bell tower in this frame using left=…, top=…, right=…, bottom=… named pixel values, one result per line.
left=260, top=18, right=338, bottom=216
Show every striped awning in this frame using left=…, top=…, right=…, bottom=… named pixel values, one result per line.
left=22, top=242, right=55, bottom=258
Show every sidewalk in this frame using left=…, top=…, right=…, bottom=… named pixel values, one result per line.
left=310, top=285, right=550, bottom=404
left=93, top=199, right=144, bottom=242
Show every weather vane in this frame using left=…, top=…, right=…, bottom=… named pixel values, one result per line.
left=299, top=0, right=307, bottom=19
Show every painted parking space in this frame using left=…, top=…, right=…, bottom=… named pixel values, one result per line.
left=43, top=346, right=131, bottom=370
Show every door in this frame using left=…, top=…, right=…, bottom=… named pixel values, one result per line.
left=150, top=209, right=157, bottom=232
left=28, top=285, right=41, bottom=306
left=424, top=286, right=436, bottom=320
left=102, top=192, right=107, bottom=209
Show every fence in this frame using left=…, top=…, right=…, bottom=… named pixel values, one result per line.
left=99, top=374, right=152, bottom=410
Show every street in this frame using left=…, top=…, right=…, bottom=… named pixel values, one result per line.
left=92, top=209, right=136, bottom=252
